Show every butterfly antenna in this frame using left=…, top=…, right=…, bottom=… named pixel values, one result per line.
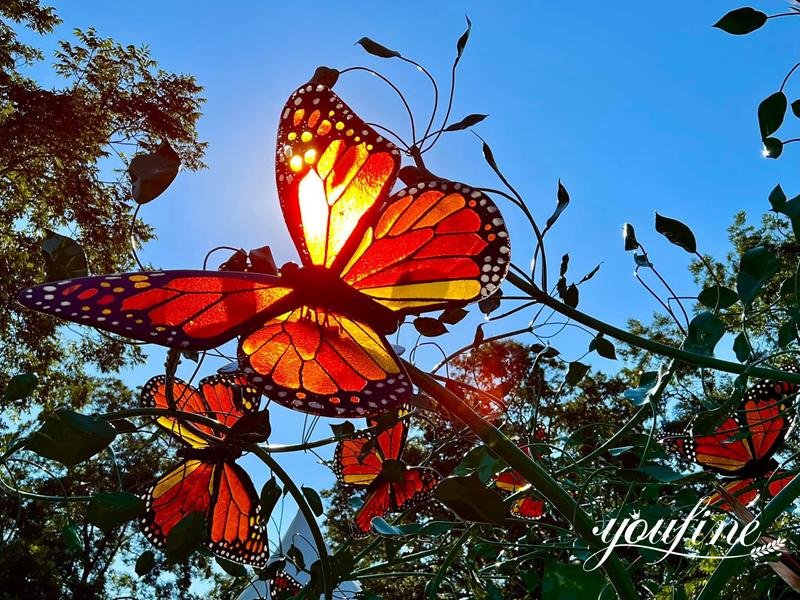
left=339, top=66, right=416, bottom=146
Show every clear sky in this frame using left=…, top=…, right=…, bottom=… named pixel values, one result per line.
left=20, top=0, right=800, bottom=546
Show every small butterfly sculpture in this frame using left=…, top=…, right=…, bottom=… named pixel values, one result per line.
left=18, top=77, right=510, bottom=418
left=492, top=431, right=548, bottom=520
left=334, top=412, right=441, bottom=535
left=139, top=374, right=269, bottom=567
left=659, top=372, right=798, bottom=510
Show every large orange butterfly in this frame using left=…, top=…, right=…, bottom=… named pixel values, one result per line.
left=18, top=78, right=510, bottom=417
left=139, top=374, right=269, bottom=567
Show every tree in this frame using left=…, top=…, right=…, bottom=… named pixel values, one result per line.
left=0, top=3, right=211, bottom=598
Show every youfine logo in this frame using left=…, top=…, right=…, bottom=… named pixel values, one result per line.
left=584, top=499, right=785, bottom=571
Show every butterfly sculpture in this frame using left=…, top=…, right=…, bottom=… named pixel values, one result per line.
left=493, top=432, right=547, bottom=520
left=18, top=78, right=510, bottom=418
left=334, top=412, right=441, bottom=534
left=659, top=373, right=798, bottom=509
left=139, top=374, right=269, bottom=567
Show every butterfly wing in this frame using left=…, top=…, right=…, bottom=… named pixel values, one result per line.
left=741, top=378, right=797, bottom=461
left=353, top=479, right=392, bottom=535
left=511, top=496, right=545, bottom=520
left=141, top=458, right=215, bottom=548
left=207, top=462, right=268, bottom=567
left=19, top=271, right=293, bottom=350
left=270, top=570, right=303, bottom=599
left=340, top=181, right=509, bottom=315
left=276, top=83, right=401, bottom=270
left=239, top=306, right=409, bottom=417
left=334, top=435, right=384, bottom=487
left=141, top=374, right=261, bottom=446
left=389, top=467, right=442, bottom=513
left=370, top=416, right=408, bottom=462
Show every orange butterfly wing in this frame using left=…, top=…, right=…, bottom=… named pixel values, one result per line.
left=141, top=374, right=261, bottom=447
left=276, top=83, right=401, bottom=271
left=19, top=271, right=293, bottom=350
left=334, top=435, right=384, bottom=487
left=340, top=181, right=509, bottom=315
left=141, top=459, right=215, bottom=547
left=208, top=462, right=268, bottom=567
left=238, top=306, right=409, bottom=417
left=512, top=496, right=545, bottom=520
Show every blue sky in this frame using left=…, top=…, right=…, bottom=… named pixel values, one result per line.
left=21, top=1, right=800, bottom=548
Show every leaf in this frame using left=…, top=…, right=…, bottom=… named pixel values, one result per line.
left=655, top=213, right=697, bottom=253
left=165, top=512, right=207, bottom=563
left=609, top=446, right=635, bottom=457
left=135, top=550, right=155, bottom=576
left=248, top=245, right=279, bottom=275
left=86, top=492, right=145, bottom=532
left=566, top=362, right=590, bottom=386
left=559, top=282, right=578, bottom=308
left=697, top=285, right=738, bottom=309
left=634, top=464, right=685, bottom=483
left=455, top=16, right=472, bottom=66
left=763, top=137, right=783, bottom=158
left=356, top=37, right=400, bottom=58
left=4, top=373, right=38, bottom=401
left=62, top=522, right=83, bottom=554
left=758, top=92, right=787, bottom=139
left=634, top=252, right=652, bottom=267
left=329, top=420, right=355, bottom=438
left=309, top=65, right=339, bottom=88
left=434, top=474, right=506, bottom=525
left=414, top=316, right=448, bottom=337
left=41, top=230, right=88, bottom=281
left=227, top=410, right=271, bottom=444
left=713, top=7, right=767, bottom=35
left=443, top=113, right=488, bottom=132
left=216, top=556, right=247, bottom=577
left=793, top=99, right=800, bottom=119
left=733, top=332, right=751, bottom=362
left=128, top=142, right=180, bottom=204
left=623, top=223, right=639, bottom=251
left=286, top=544, right=305, bottom=571
left=478, top=288, right=503, bottom=314
left=371, top=517, right=404, bottom=536
left=452, top=445, right=505, bottom=482
left=683, top=311, right=726, bottom=356
left=302, top=486, right=324, bottom=517
left=543, top=180, right=569, bottom=235
left=589, top=335, right=616, bottom=360
left=779, top=320, right=797, bottom=347
left=473, top=324, right=485, bottom=347
left=260, top=477, right=281, bottom=520
left=623, top=371, right=659, bottom=406
left=578, top=264, right=601, bottom=284
left=736, top=246, right=778, bottom=306
left=769, top=184, right=787, bottom=212
left=439, top=307, right=468, bottom=325
left=542, top=562, right=606, bottom=599
left=26, top=409, right=116, bottom=467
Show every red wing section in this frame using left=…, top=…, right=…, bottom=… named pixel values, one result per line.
left=239, top=306, right=409, bottom=417
left=334, top=436, right=384, bottom=487
left=19, top=271, right=292, bottom=350
left=512, top=496, right=545, bottom=520
left=208, top=463, right=268, bottom=567
left=340, top=181, right=509, bottom=315
left=141, top=459, right=214, bottom=547
left=276, top=83, right=400, bottom=270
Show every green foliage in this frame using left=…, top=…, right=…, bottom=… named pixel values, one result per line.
left=26, top=408, right=116, bottom=467
left=86, top=492, right=145, bottom=532
left=713, top=7, right=768, bottom=35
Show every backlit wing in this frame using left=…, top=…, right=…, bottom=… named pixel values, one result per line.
left=276, top=83, right=400, bottom=271
left=354, top=479, right=392, bottom=535
left=141, top=374, right=261, bottom=447
left=340, top=181, right=509, bottom=315
left=269, top=570, right=303, bottom=599
left=659, top=416, right=754, bottom=476
left=208, top=462, right=268, bottom=567
left=141, top=459, right=214, bottom=548
left=512, top=496, right=545, bottom=520
left=741, top=378, right=797, bottom=460
left=334, top=435, right=384, bottom=487
left=370, top=415, right=408, bottom=462
left=19, top=271, right=293, bottom=350
left=239, top=306, right=409, bottom=417
left=353, top=469, right=440, bottom=535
